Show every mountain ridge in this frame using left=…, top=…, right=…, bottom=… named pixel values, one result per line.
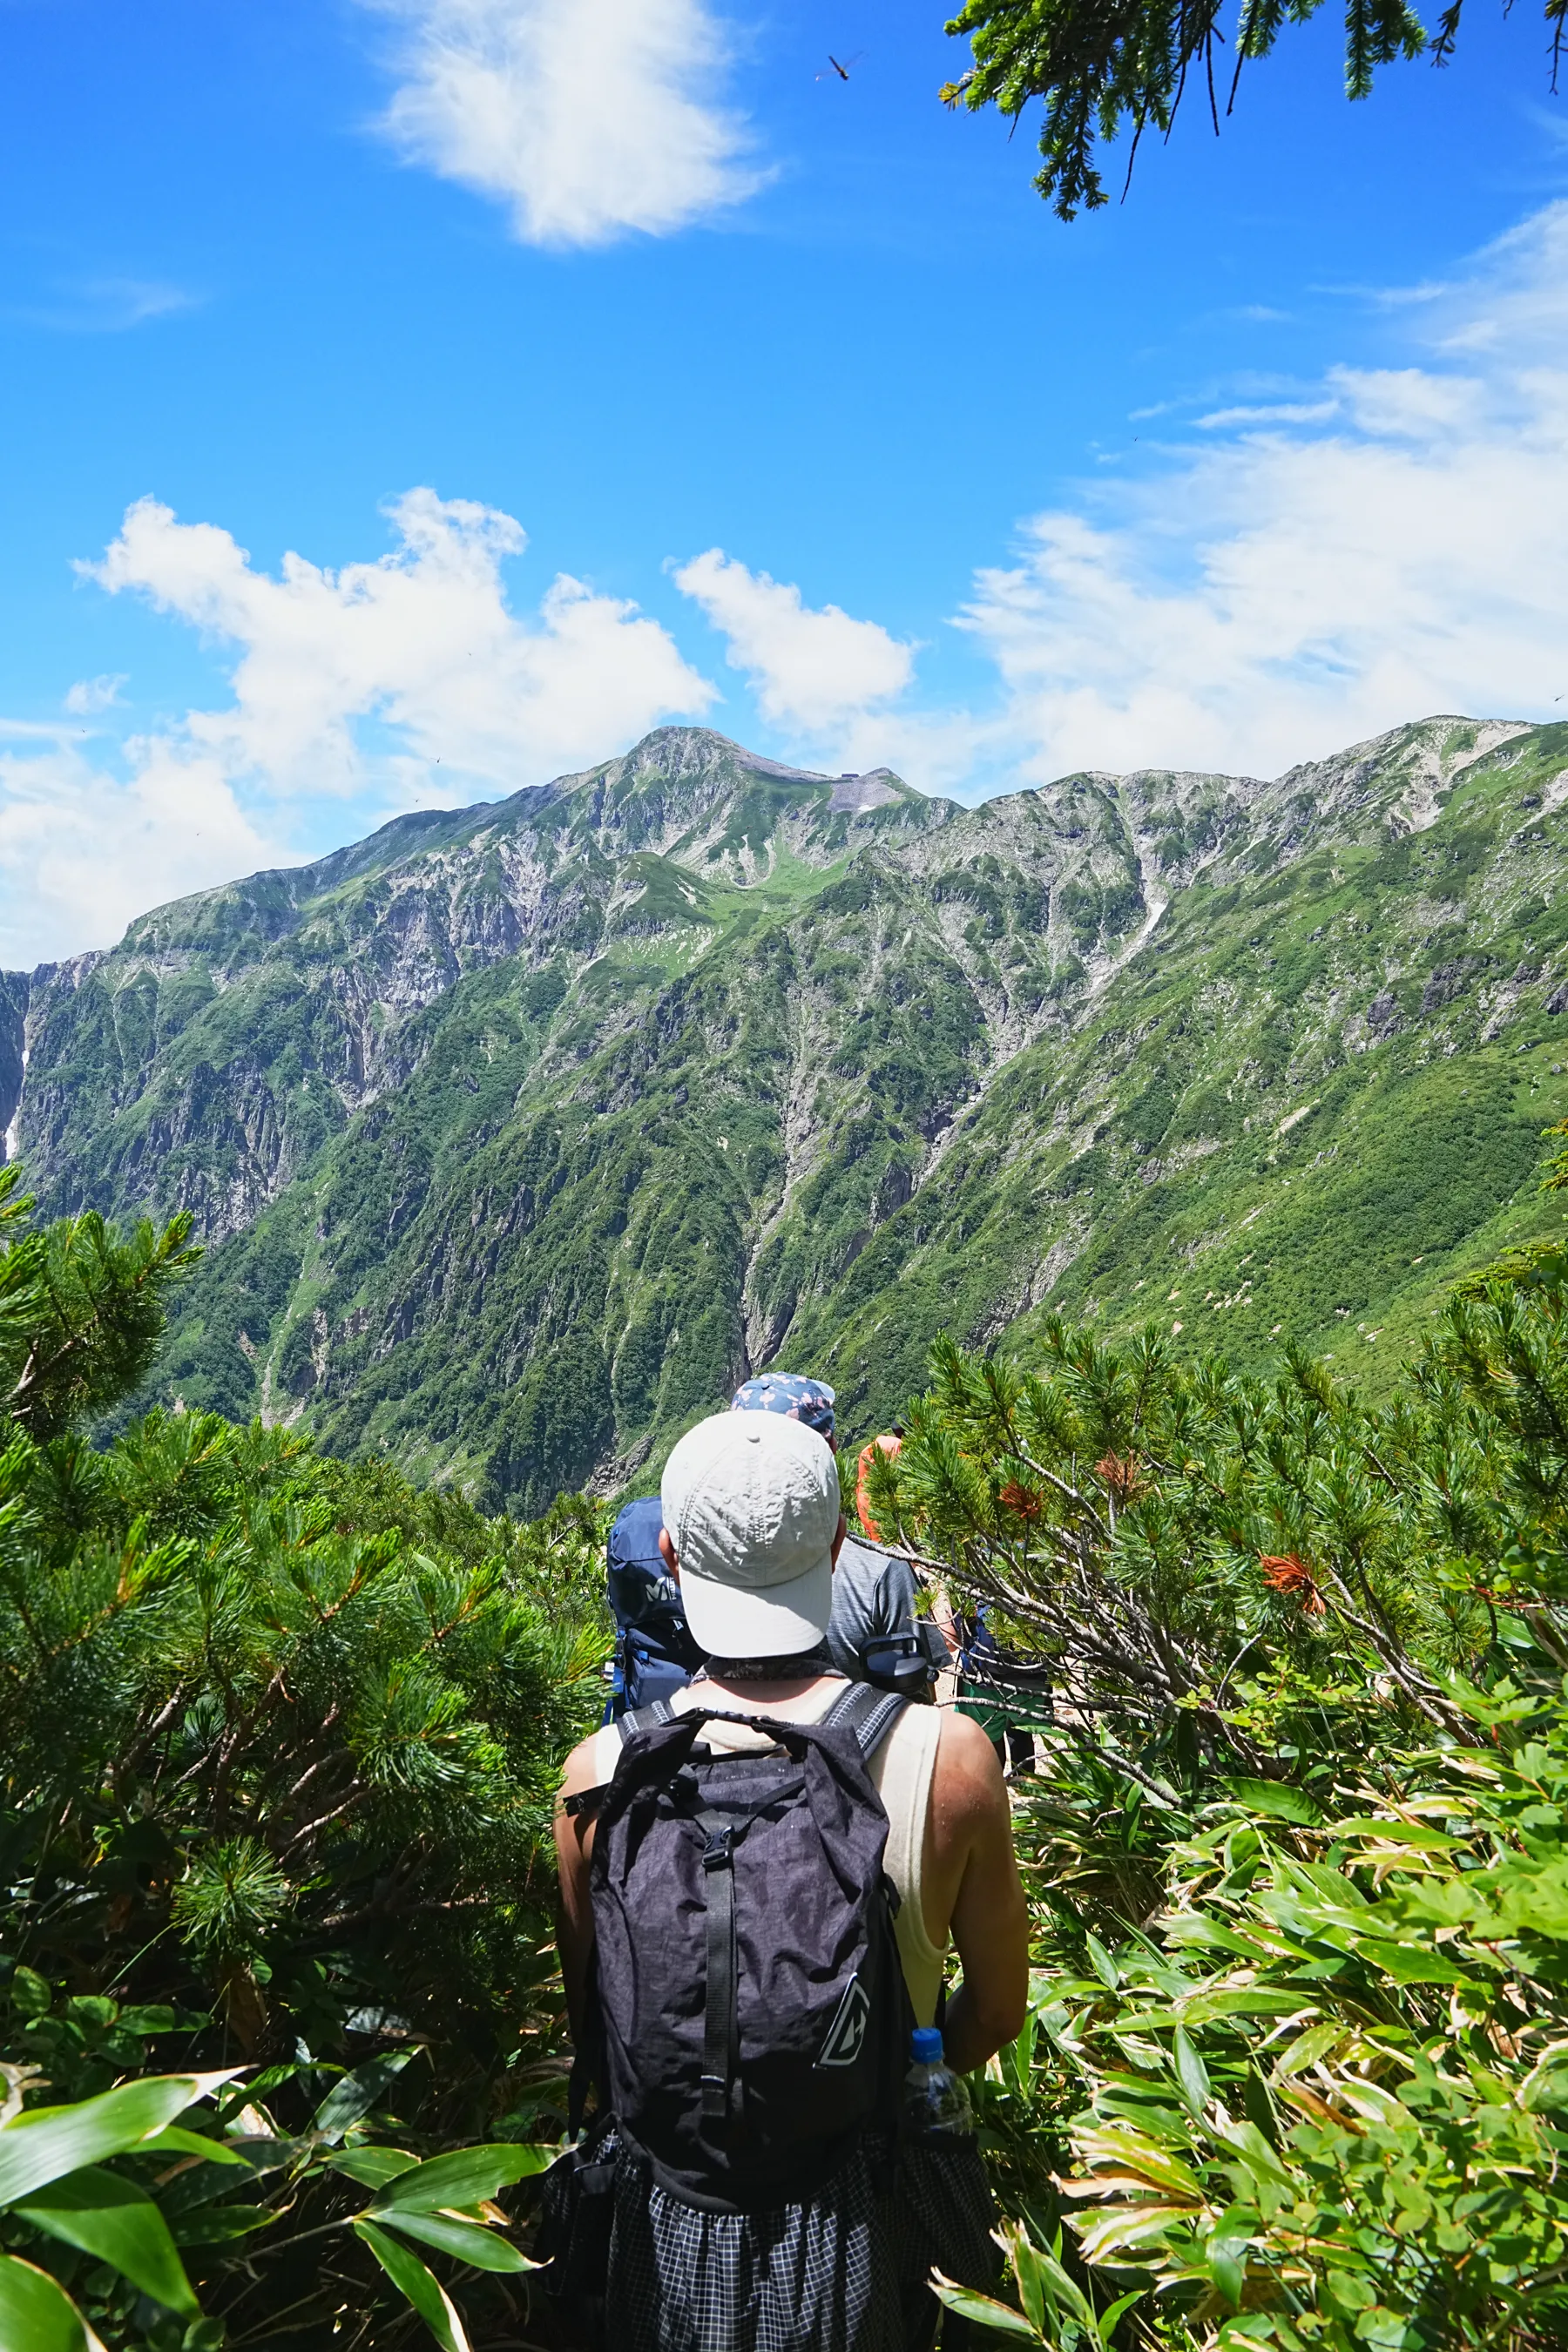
left=5, top=711, right=1566, bottom=1511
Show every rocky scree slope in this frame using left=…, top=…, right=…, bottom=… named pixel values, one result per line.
left=3, top=717, right=1565, bottom=1511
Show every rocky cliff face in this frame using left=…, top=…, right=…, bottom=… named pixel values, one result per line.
left=8, top=714, right=1568, bottom=1511
left=3, top=731, right=951, bottom=1243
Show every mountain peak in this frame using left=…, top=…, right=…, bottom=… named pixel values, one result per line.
left=614, top=725, right=834, bottom=786
left=8, top=709, right=1568, bottom=1515
left=517, top=725, right=943, bottom=884
left=541, top=727, right=832, bottom=809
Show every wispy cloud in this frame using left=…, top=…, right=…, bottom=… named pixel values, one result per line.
left=953, top=199, right=1568, bottom=781
left=0, top=717, right=93, bottom=742
left=677, top=202, right=1568, bottom=794
left=8, top=278, right=199, bottom=334
left=1195, top=400, right=1338, bottom=429
left=368, top=0, right=765, bottom=246
left=64, top=673, right=127, bottom=716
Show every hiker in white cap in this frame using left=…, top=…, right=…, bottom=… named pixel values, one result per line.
left=543, top=1410, right=1028, bottom=2352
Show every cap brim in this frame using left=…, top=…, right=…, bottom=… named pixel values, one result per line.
left=677, top=1553, right=834, bottom=1657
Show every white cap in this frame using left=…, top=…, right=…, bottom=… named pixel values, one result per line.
left=661, top=1410, right=841, bottom=1657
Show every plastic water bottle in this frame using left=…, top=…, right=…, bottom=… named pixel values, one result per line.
left=903, top=2025, right=973, bottom=2135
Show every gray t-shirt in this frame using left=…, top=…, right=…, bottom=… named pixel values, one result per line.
left=826, top=1534, right=922, bottom=1680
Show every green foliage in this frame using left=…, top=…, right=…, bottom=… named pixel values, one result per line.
left=936, top=2216, right=1143, bottom=2345
left=168, top=1841, right=292, bottom=1962
left=0, top=1180, right=607, bottom=2348
left=1015, top=1680, right=1568, bottom=2345
left=868, top=1275, right=1568, bottom=1765
left=2, top=1406, right=605, bottom=2067
left=0, top=1167, right=201, bottom=1443
left=12, top=722, right=1568, bottom=2336
left=875, top=1213, right=1568, bottom=2345
left=0, top=2042, right=553, bottom=2352
left=940, top=0, right=1559, bottom=220
left=0, top=2067, right=228, bottom=2341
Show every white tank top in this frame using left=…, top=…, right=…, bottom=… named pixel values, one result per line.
left=589, top=1682, right=949, bottom=2025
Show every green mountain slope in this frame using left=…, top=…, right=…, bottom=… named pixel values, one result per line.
left=5, top=716, right=1567, bottom=1508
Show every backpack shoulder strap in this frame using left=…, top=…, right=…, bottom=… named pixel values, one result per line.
left=616, top=1696, right=679, bottom=1744
left=585, top=1688, right=904, bottom=1799
left=820, top=1678, right=909, bottom=1760
left=561, top=1697, right=682, bottom=1818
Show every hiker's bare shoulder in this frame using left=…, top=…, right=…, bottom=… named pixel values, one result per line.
left=931, top=1706, right=1009, bottom=1820
left=558, top=1728, right=605, bottom=1803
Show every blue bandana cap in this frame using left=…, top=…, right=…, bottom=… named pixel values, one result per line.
left=730, top=1373, right=836, bottom=1440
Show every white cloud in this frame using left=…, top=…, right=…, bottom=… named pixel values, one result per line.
left=0, top=489, right=716, bottom=965
left=956, top=199, right=1568, bottom=782
left=1328, top=367, right=1483, bottom=438
left=64, top=673, right=127, bottom=715
left=371, top=0, right=764, bottom=247
left=85, top=487, right=714, bottom=795
left=674, top=549, right=916, bottom=733
left=0, top=742, right=281, bottom=970
left=1195, top=400, right=1337, bottom=430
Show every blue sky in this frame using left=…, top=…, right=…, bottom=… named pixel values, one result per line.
left=0, top=0, right=1565, bottom=963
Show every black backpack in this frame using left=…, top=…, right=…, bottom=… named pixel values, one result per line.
left=578, top=1681, right=913, bottom=2210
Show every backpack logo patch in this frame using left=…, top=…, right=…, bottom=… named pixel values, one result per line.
left=815, top=1971, right=871, bottom=2070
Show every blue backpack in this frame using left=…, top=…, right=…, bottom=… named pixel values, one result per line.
left=604, top=1497, right=706, bottom=1719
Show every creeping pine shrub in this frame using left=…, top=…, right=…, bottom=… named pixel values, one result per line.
left=0, top=1168, right=610, bottom=2347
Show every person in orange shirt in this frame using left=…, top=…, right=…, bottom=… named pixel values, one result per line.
left=855, top=1427, right=903, bottom=1543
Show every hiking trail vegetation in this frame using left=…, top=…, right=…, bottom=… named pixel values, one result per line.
left=9, top=1128, right=1568, bottom=2345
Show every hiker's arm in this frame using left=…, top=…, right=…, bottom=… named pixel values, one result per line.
left=934, top=1713, right=1030, bottom=2074
left=878, top=1551, right=922, bottom=1639
left=553, top=1735, right=602, bottom=2042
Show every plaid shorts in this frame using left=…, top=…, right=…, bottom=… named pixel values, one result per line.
left=605, top=2132, right=997, bottom=2352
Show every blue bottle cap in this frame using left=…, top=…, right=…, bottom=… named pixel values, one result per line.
left=910, top=2026, right=943, bottom=2064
